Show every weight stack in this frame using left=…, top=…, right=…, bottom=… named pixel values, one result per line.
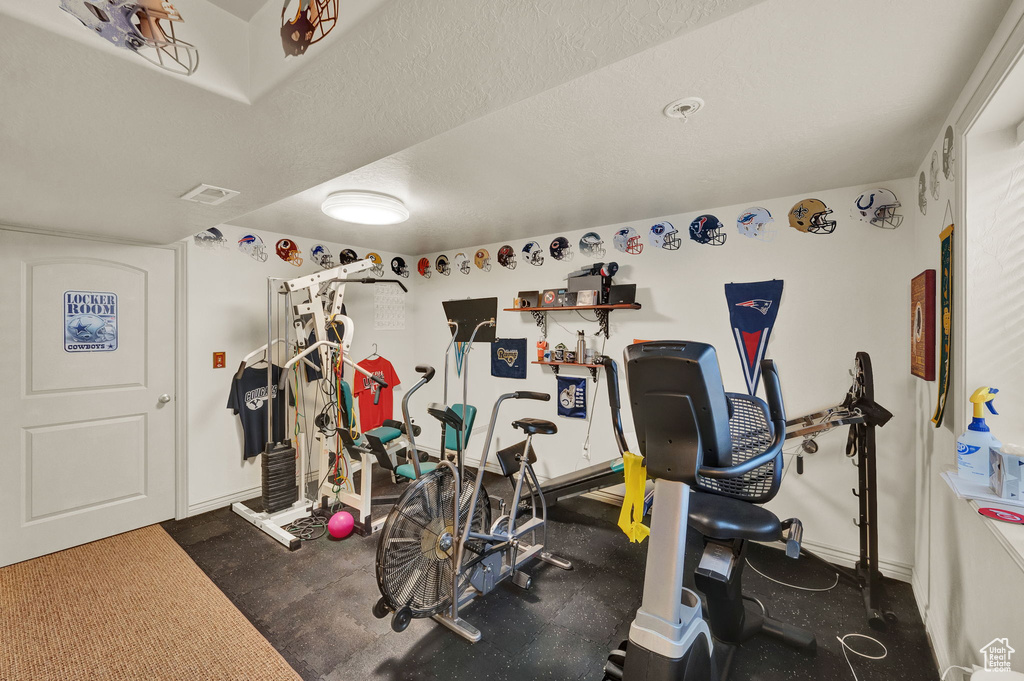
left=262, top=443, right=298, bottom=513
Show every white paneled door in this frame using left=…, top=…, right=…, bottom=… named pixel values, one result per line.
left=0, top=230, right=177, bottom=567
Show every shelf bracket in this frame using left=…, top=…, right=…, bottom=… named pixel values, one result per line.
left=550, top=363, right=560, bottom=376
left=589, top=366, right=598, bottom=381
left=530, top=310, right=547, bottom=336
left=596, top=309, right=610, bottom=338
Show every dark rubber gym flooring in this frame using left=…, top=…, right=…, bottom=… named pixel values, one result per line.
left=163, top=475, right=938, bottom=681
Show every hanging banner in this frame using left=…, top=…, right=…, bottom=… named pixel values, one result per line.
left=933, top=220, right=954, bottom=427
left=724, top=280, right=784, bottom=395
left=491, top=338, right=528, bottom=379
left=557, top=376, right=587, bottom=419
left=64, top=290, right=118, bottom=353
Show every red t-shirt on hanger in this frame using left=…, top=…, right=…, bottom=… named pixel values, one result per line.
left=353, top=356, right=400, bottom=432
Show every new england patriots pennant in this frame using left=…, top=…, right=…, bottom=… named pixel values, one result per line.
left=724, top=280, right=784, bottom=396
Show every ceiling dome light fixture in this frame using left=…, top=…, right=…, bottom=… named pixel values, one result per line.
left=320, top=191, right=409, bottom=225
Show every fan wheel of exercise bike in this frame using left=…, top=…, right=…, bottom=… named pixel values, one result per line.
left=375, top=467, right=491, bottom=618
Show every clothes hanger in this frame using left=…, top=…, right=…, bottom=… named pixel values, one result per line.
left=365, top=342, right=380, bottom=360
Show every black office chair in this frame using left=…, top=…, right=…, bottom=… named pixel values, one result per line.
left=603, top=341, right=815, bottom=681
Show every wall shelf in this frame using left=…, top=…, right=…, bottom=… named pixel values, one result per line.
left=532, top=360, right=602, bottom=380
left=504, top=303, right=641, bottom=338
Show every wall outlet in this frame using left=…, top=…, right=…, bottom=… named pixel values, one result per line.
left=213, top=351, right=226, bottom=369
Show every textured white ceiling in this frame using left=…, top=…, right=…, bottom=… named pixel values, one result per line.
left=0, top=0, right=758, bottom=244
left=233, top=0, right=1011, bottom=255
left=208, top=0, right=268, bottom=22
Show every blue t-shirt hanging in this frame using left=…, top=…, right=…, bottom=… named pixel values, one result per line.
left=491, top=338, right=527, bottom=379
left=557, top=376, right=587, bottom=419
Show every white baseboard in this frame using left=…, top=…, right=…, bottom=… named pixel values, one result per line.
left=798, top=538, right=914, bottom=583
left=188, top=486, right=261, bottom=517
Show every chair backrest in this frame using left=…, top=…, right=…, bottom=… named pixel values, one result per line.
left=444, top=404, right=477, bottom=451
left=624, top=341, right=734, bottom=484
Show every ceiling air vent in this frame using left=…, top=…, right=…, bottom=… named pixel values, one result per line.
left=663, top=97, right=705, bottom=121
left=180, top=184, right=240, bottom=206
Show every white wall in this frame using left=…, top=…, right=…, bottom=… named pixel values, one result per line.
left=408, top=177, right=920, bottom=573
left=185, top=224, right=418, bottom=513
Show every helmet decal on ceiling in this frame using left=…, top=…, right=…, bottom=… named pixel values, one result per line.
left=942, top=125, right=955, bottom=180
left=194, top=227, right=226, bottom=249
left=736, top=208, right=775, bottom=242
left=549, top=236, right=574, bottom=261
left=497, top=245, right=517, bottom=270
left=310, top=244, right=334, bottom=268
left=649, top=222, right=680, bottom=250
left=435, top=255, right=451, bottom=276
left=613, top=228, right=644, bottom=254
left=522, top=242, right=545, bottom=266
left=365, top=252, right=384, bottom=276
left=338, top=248, right=358, bottom=265
left=238, top=234, right=268, bottom=262
left=391, top=256, right=409, bottom=278
left=918, top=173, right=927, bottom=216
left=454, top=252, right=471, bottom=274
left=929, top=150, right=940, bottom=200
left=281, top=0, right=338, bottom=57
left=58, top=0, right=199, bottom=76
left=579, top=232, right=606, bottom=257
left=852, top=188, right=903, bottom=229
left=474, top=249, right=491, bottom=271
left=788, top=198, right=836, bottom=234
left=688, top=215, right=726, bottom=246
left=417, top=257, right=432, bottom=278
left=276, top=239, right=303, bottom=266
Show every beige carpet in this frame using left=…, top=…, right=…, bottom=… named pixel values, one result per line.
left=0, top=525, right=301, bottom=681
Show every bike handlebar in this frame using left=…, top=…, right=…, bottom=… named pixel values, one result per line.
left=415, top=365, right=436, bottom=382
left=513, top=391, right=550, bottom=401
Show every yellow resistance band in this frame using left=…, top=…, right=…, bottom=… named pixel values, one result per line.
left=617, top=451, right=650, bottom=543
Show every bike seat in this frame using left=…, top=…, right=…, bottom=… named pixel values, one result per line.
left=511, top=418, right=557, bottom=436
left=687, top=491, right=782, bottom=543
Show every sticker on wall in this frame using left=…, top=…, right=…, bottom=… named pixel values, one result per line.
left=281, top=0, right=338, bottom=57
left=194, top=227, right=226, bottom=249
left=310, top=244, right=335, bottom=268
left=491, top=338, right=528, bottom=379
left=724, top=280, right=784, bottom=396
left=612, top=228, right=643, bottom=254
left=918, top=173, right=928, bottom=215
left=649, top=222, right=680, bottom=250
left=497, top=245, right=517, bottom=270
left=942, top=125, right=955, bottom=180
left=58, top=0, right=199, bottom=76
left=736, top=208, right=775, bottom=242
left=417, top=257, right=432, bottom=278
left=474, top=249, right=492, bottom=271
left=549, top=237, right=574, bottom=261
left=366, top=252, right=385, bottom=276
left=788, top=198, right=835, bottom=234
left=276, top=239, right=303, bottom=266
left=579, top=232, right=606, bottom=257
left=557, top=375, right=587, bottom=419
left=238, top=234, right=268, bottom=262
left=688, top=215, right=726, bottom=246
left=435, top=255, right=451, bottom=276
left=64, top=290, right=117, bottom=353
left=391, top=257, right=409, bottom=278
left=454, top=252, right=471, bottom=274
left=522, top=242, right=545, bottom=266
left=374, top=282, right=405, bottom=330
left=338, top=249, right=357, bottom=266
left=852, top=188, right=903, bottom=229
left=929, top=150, right=940, bottom=200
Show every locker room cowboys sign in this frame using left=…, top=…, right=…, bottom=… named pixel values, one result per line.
left=64, top=290, right=117, bottom=352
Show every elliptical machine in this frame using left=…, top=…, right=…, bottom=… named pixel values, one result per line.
left=601, top=342, right=815, bottom=680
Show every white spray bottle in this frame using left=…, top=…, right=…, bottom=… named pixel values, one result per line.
left=957, top=387, right=1001, bottom=484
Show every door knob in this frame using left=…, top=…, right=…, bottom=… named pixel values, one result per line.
left=158, top=394, right=172, bottom=404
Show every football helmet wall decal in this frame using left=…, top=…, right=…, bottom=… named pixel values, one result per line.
left=522, top=241, right=545, bottom=266
left=942, top=125, right=955, bottom=180
left=649, top=222, right=680, bottom=250
left=579, top=232, right=606, bottom=257
left=238, top=234, right=268, bottom=262
left=475, top=249, right=492, bottom=271
left=435, top=255, right=451, bottom=276
left=281, top=0, right=339, bottom=57
left=788, top=198, right=836, bottom=234
left=59, top=0, right=199, bottom=76
left=338, top=248, right=358, bottom=265
left=497, top=245, right=517, bottom=270
left=918, top=173, right=927, bottom=216
left=454, top=252, right=471, bottom=274
left=688, top=215, right=726, bottom=246
left=310, top=244, right=334, bottom=268
left=417, top=257, right=432, bottom=278
left=852, top=188, right=903, bottom=229
left=549, top=236, right=574, bottom=261
left=194, top=227, right=226, bottom=249
left=391, top=257, right=409, bottom=278
left=736, top=207, right=775, bottom=242
left=929, top=150, right=940, bottom=199
left=613, top=227, right=644, bottom=254
left=366, top=252, right=384, bottom=276
left=276, top=239, right=303, bottom=266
